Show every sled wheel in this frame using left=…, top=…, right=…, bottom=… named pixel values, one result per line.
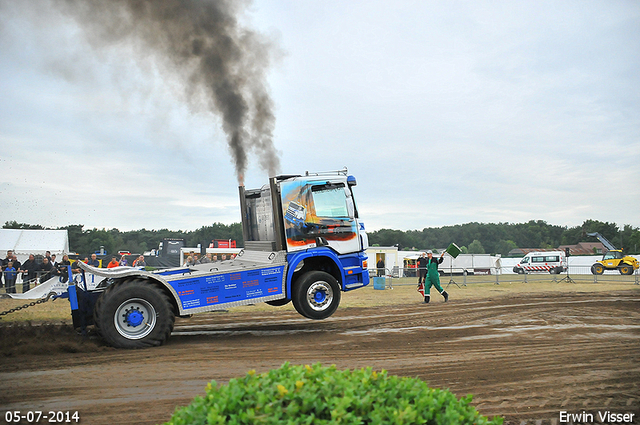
left=619, top=265, right=633, bottom=275
left=292, top=271, right=341, bottom=320
left=591, top=264, right=604, bottom=275
left=95, top=279, right=175, bottom=349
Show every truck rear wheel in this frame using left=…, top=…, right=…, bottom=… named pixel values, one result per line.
left=94, top=279, right=175, bottom=349
left=591, top=264, right=604, bottom=275
left=619, top=264, right=634, bottom=275
left=292, top=271, right=341, bottom=320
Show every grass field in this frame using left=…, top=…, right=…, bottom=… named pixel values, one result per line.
left=1, top=275, right=638, bottom=323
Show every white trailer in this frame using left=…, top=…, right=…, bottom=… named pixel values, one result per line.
left=439, top=254, right=498, bottom=275
left=401, top=252, right=500, bottom=276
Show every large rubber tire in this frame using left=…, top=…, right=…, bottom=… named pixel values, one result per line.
left=94, top=279, right=175, bottom=349
left=292, top=271, right=341, bottom=320
left=619, top=264, right=634, bottom=275
left=591, top=264, right=604, bottom=275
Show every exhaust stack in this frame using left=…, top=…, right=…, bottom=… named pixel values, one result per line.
left=238, top=185, right=250, bottom=244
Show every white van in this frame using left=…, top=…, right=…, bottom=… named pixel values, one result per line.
left=513, top=251, right=567, bottom=274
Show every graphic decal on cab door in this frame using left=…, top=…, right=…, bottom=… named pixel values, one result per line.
left=280, top=179, right=358, bottom=254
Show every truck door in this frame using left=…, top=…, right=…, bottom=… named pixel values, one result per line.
left=281, top=179, right=360, bottom=255
left=346, top=179, right=368, bottom=251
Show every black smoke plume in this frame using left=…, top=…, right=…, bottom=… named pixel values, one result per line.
left=54, top=0, right=280, bottom=183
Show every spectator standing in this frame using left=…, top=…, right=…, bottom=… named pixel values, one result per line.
left=416, top=252, right=428, bottom=286
left=107, top=257, right=119, bottom=268
left=39, top=257, right=55, bottom=282
left=376, top=258, right=385, bottom=277
left=19, top=254, right=39, bottom=293
left=10, top=254, right=21, bottom=273
left=1, top=250, right=14, bottom=289
left=57, top=254, right=72, bottom=283
left=119, top=255, right=128, bottom=267
left=72, top=257, right=87, bottom=274
left=88, top=253, right=100, bottom=268
left=132, top=255, right=146, bottom=268
left=4, top=261, right=17, bottom=294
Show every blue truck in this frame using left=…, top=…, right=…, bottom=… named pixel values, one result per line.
left=74, top=169, right=370, bottom=348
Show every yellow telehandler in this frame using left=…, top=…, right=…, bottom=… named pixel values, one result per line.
left=587, top=232, right=639, bottom=275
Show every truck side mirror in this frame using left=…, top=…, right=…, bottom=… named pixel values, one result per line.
left=316, top=237, right=329, bottom=246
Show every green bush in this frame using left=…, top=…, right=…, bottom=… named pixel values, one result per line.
left=163, top=363, right=502, bottom=425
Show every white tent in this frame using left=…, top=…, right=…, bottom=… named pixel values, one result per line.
left=0, top=229, right=70, bottom=263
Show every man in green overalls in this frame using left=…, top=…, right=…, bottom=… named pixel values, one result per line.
left=424, top=250, right=449, bottom=303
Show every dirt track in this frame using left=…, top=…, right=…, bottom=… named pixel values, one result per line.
left=1, top=290, right=639, bottom=425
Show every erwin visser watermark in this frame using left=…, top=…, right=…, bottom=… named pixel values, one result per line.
left=559, top=410, right=636, bottom=424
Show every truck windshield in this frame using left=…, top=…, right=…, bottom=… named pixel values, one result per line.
left=312, top=186, right=349, bottom=218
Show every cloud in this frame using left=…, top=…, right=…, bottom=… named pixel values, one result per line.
left=1, top=0, right=639, bottom=234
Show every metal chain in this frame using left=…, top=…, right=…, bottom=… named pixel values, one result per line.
left=0, top=292, right=55, bottom=317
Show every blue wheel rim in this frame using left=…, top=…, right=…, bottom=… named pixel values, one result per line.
left=307, top=281, right=334, bottom=311
left=114, top=298, right=157, bottom=340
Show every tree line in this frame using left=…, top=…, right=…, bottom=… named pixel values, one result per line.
left=3, top=221, right=242, bottom=257
left=4, top=219, right=640, bottom=257
left=368, top=219, right=640, bottom=256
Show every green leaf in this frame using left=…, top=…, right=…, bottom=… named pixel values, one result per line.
left=162, top=363, right=503, bottom=425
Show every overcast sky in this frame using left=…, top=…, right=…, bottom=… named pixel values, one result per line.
left=1, top=0, right=639, bottom=233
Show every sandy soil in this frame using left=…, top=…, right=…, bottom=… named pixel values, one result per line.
left=1, top=290, right=639, bottom=424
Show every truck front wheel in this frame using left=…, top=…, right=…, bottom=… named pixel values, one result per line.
left=591, top=264, right=604, bottom=275
left=292, top=271, right=341, bottom=320
left=94, top=279, right=175, bottom=349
